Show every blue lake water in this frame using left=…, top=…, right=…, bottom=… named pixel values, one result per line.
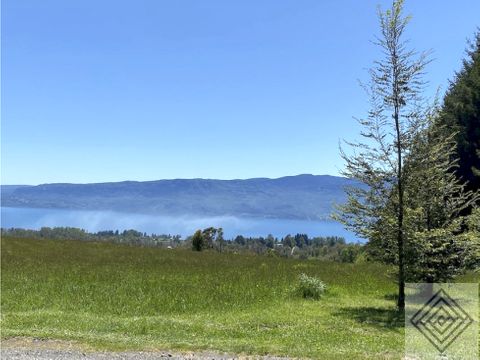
left=1, top=207, right=362, bottom=242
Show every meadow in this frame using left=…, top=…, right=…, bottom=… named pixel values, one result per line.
left=1, top=236, right=469, bottom=359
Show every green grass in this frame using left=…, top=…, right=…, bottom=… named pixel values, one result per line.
left=1, top=236, right=455, bottom=359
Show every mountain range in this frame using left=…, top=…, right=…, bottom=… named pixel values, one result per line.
left=1, top=174, right=358, bottom=220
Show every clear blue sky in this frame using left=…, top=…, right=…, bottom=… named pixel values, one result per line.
left=2, top=0, right=479, bottom=185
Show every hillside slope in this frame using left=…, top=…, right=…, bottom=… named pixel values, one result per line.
left=1, top=174, right=358, bottom=220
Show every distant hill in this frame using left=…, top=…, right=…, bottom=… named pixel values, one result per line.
left=1, top=174, right=358, bottom=220
left=0, top=185, right=31, bottom=195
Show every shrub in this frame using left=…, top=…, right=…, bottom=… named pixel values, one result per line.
left=296, top=273, right=326, bottom=300
left=191, top=230, right=204, bottom=251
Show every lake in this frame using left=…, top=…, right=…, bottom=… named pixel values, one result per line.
left=1, top=207, right=362, bottom=242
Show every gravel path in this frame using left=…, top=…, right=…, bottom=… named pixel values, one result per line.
left=1, top=338, right=290, bottom=360
left=0, top=348, right=238, bottom=360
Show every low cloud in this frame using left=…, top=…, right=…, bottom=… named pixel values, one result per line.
left=1, top=207, right=359, bottom=241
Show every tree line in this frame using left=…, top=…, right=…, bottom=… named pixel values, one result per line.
left=189, top=226, right=363, bottom=262
left=0, top=227, right=182, bottom=247
left=1, top=226, right=363, bottom=263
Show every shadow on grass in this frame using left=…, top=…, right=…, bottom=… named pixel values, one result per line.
left=384, top=293, right=398, bottom=301
left=334, top=306, right=405, bottom=331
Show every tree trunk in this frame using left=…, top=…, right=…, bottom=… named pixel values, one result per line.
left=397, top=147, right=406, bottom=310
left=393, top=70, right=405, bottom=311
left=424, top=281, right=434, bottom=299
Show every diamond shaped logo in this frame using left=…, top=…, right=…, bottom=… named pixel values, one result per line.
left=410, top=288, right=474, bottom=354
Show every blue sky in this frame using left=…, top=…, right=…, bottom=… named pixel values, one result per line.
left=2, top=0, right=479, bottom=185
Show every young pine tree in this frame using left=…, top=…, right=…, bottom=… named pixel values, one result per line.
left=336, top=0, right=430, bottom=310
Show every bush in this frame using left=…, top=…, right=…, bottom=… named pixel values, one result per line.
left=296, top=273, right=326, bottom=300
left=191, top=230, right=204, bottom=251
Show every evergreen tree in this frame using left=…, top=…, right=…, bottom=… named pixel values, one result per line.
left=336, top=0, right=431, bottom=310
left=401, top=114, right=478, bottom=283
left=439, top=31, right=480, bottom=195
left=191, top=230, right=204, bottom=251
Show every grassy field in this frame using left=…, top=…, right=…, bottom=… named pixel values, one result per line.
left=2, top=236, right=471, bottom=359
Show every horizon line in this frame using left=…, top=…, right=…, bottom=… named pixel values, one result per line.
left=1, top=173, right=348, bottom=187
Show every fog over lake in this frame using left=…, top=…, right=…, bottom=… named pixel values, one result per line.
left=1, top=207, right=361, bottom=242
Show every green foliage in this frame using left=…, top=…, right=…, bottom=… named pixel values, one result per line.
left=461, top=207, right=480, bottom=269
left=337, top=0, right=430, bottom=309
left=191, top=227, right=226, bottom=251
left=339, top=245, right=362, bottom=263
left=438, top=31, right=480, bottom=194
left=0, top=227, right=181, bottom=247
left=365, top=118, right=479, bottom=282
left=191, top=229, right=204, bottom=251
left=296, top=273, right=327, bottom=300
left=362, top=40, right=480, bottom=283
left=408, top=225, right=470, bottom=282
left=200, top=227, right=217, bottom=249
left=337, top=1, right=480, bottom=304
